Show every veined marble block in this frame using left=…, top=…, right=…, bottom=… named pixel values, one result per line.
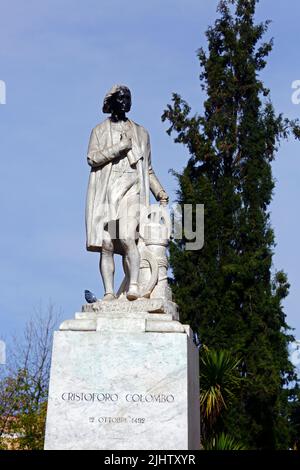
left=44, top=324, right=200, bottom=450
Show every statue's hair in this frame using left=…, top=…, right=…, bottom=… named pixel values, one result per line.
left=102, top=84, right=131, bottom=113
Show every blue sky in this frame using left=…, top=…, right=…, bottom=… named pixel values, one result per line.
left=0, top=0, right=299, bottom=342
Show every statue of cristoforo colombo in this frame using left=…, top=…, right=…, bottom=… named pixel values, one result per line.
left=85, top=84, right=170, bottom=302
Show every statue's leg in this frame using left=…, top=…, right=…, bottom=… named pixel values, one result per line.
left=119, top=216, right=140, bottom=300
left=100, top=232, right=115, bottom=301
left=122, top=255, right=130, bottom=291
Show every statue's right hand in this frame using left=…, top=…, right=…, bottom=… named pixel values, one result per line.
left=119, top=135, right=132, bottom=152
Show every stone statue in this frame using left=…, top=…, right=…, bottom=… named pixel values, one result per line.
left=47, top=88, right=199, bottom=452
left=85, top=85, right=169, bottom=302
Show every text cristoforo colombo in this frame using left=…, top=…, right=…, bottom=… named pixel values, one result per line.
left=61, top=392, right=175, bottom=403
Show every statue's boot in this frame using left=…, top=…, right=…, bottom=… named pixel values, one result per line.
left=127, top=283, right=139, bottom=301
left=103, top=293, right=115, bottom=301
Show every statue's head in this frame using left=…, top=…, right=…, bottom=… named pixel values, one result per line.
left=102, top=84, right=132, bottom=114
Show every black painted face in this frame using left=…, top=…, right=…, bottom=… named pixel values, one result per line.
left=111, top=89, right=131, bottom=114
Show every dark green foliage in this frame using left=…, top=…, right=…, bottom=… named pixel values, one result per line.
left=203, top=432, right=246, bottom=450
left=288, top=385, right=300, bottom=450
left=162, top=0, right=300, bottom=449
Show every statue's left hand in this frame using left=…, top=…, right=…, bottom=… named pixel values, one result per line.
left=157, top=190, right=169, bottom=206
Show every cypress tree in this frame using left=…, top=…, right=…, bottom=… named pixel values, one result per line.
left=162, top=0, right=300, bottom=449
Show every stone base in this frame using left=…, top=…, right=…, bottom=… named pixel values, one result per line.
left=59, top=298, right=182, bottom=333
left=44, top=323, right=200, bottom=449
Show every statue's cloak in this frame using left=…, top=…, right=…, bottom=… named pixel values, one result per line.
left=85, top=118, right=163, bottom=252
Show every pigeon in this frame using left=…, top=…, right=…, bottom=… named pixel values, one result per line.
left=193, top=331, right=201, bottom=350
left=84, top=290, right=97, bottom=304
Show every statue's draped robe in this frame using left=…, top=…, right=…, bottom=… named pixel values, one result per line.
left=86, top=118, right=164, bottom=252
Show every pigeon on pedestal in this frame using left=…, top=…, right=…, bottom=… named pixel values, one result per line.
left=84, top=290, right=97, bottom=304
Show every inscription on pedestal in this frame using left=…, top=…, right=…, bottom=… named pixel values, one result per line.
left=44, top=330, right=200, bottom=450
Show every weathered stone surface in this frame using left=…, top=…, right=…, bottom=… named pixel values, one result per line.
left=59, top=319, right=96, bottom=331
left=44, top=330, right=200, bottom=450
left=82, top=297, right=179, bottom=319
left=96, top=316, right=146, bottom=333
left=145, top=319, right=185, bottom=333
left=60, top=298, right=180, bottom=332
left=75, top=311, right=174, bottom=322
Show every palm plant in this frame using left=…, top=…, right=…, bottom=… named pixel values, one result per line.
left=204, top=432, right=246, bottom=450
left=200, top=347, right=242, bottom=441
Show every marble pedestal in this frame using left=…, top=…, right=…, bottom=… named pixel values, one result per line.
left=44, top=300, right=200, bottom=450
